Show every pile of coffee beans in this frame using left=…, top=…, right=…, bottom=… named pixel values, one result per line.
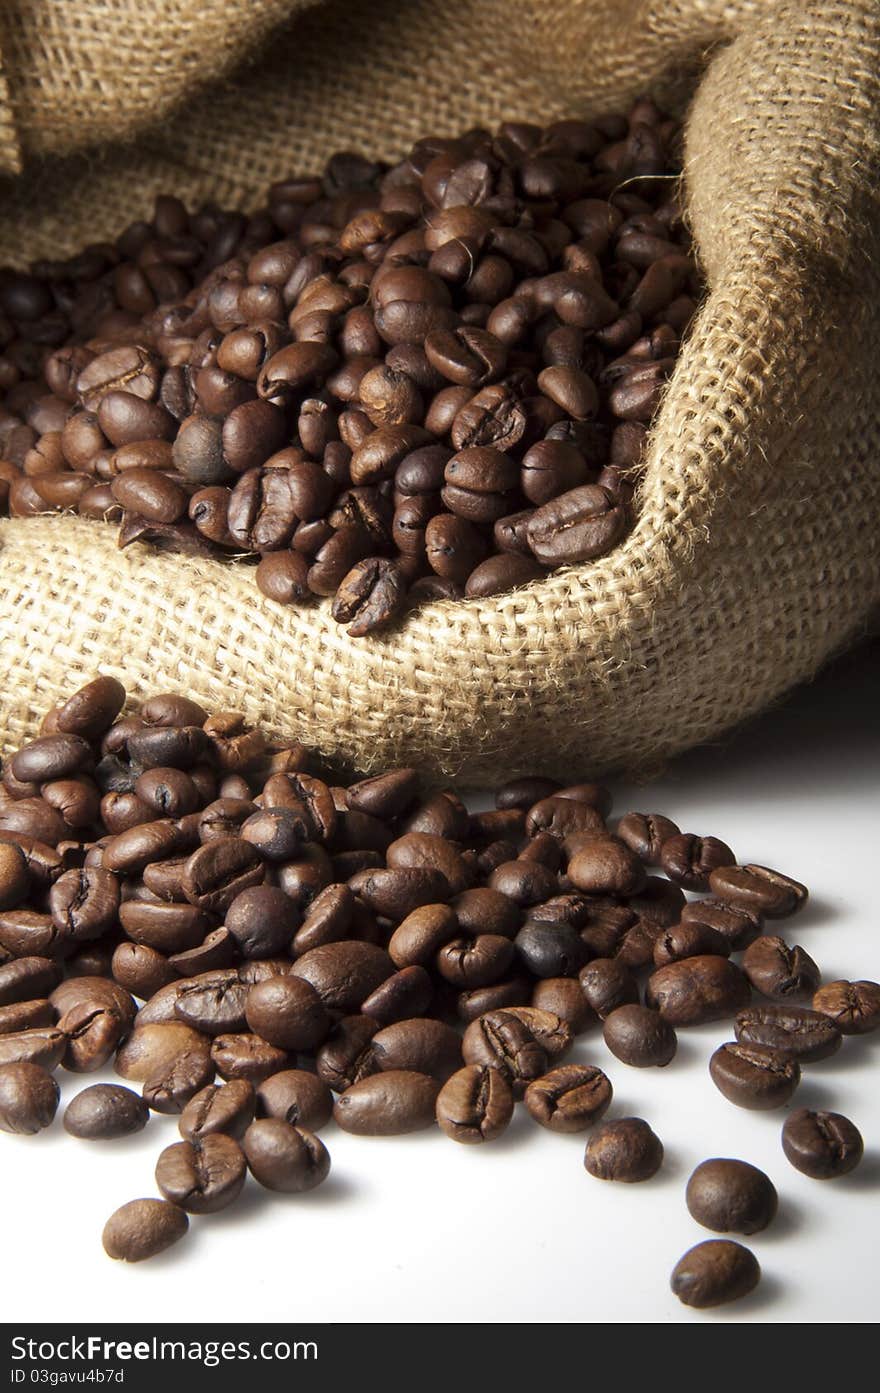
left=0, top=676, right=874, bottom=1307
left=0, top=101, right=699, bottom=634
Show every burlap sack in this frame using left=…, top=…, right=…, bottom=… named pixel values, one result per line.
left=0, top=0, right=878, bottom=781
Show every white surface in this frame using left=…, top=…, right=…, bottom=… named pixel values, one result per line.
left=4, top=645, right=879, bottom=1325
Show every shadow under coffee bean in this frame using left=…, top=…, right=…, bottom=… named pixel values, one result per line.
left=0, top=673, right=874, bottom=1316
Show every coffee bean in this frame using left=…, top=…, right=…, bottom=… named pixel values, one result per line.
left=334, top=1069, right=440, bottom=1135
left=670, top=1240, right=760, bottom=1308
left=460, top=1010, right=548, bottom=1088
left=781, top=1107, right=863, bottom=1179
left=0, top=956, right=63, bottom=1007
left=256, top=1070, right=333, bottom=1131
left=360, top=965, right=433, bottom=1023
left=742, top=936, right=820, bottom=1001
left=734, top=1004, right=841, bottom=1062
left=435, top=1064, right=514, bottom=1143
left=315, top=1015, right=380, bottom=1092
left=64, top=1083, right=150, bottom=1140
left=525, top=1063, right=612, bottom=1132
left=709, top=1041, right=800, bottom=1110
left=48, top=867, right=120, bottom=942
left=245, top=975, right=330, bottom=1051
left=645, top=956, right=751, bottom=1026
left=686, top=1159, right=778, bottom=1234
left=584, top=1118, right=663, bottom=1181
left=659, top=833, right=735, bottom=891
left=156, top=1133, right=246, bottom=1213
left=211, top=1033, right=289, bottom=1084
left=514, top=920, right=589, bottom=977
left=0, top=1061, right=59, bottom=1133
left=531, top=977, right=594, bottom=1032
left=0, top=842, right=29, bottom=909
left=182, top=837, right=265, bottom=914
left=0, top=1026, right=67, bottom=1070
left=708, top=864, right=808, bottom=918
left=116, top=1022, right=213, bottom=1113
left=50, top=975, right=137, bottom=1032
left=225, top=885, right=299, bottom=959
left=567, top=836, right=645, bottom=896
left=680, top=897, right=763, bottom=950
left=812, top=979, right=880, bottom=1034
left=526, top=485, right=627, bottom=564
left=291, top=941, right=393, bottom=1013
left=370, top=1017, right=461, bottom=1081
left=652, top=921, right=730, bottom=966
left=172, top=969, right=248, bottom=1035
left=578, top=958, right=639, bottom=1019
left=603, top=1004, right=677, bottom=1067
left=0, top=999, right=54, bottom=1035
left=102, top=1198, right=188, bottom=1262
left=615, top=812, right=679, bottom=864
left=243, top=1118, right=330, bottom=1191
left=57, top=1000, right=125, bottom=1072
left=11, top=735, right=92, bottom=784
left=178, top=1079, right=256, bottom=1142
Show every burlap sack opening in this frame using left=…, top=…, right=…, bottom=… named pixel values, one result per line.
left=0, top=0, right=878, bottom=780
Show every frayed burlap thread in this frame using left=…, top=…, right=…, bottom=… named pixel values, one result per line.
left=0, top=0, right=879, bottom=780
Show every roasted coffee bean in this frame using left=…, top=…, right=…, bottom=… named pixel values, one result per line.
left=360, top=965, right=433, bottom=1023
left=350, top=867, right=450, bottom=921
left=243, top=1118, right=330, bottom=1191
left=679, top=897, right=763, bottom=949
left=603, top=1004, right=676, bottom=1067
left=781, top=1107, right=863, bottom=1179
left=584, top=1117, right=663, bottom=1182
left=57, top=1000, right=125, bottom=1072
left=451, top=887, right=520, bottom=938
left=315, top=1015, right=379, bottom=1092
left=11, top=735, right=91, bottom=785
left=526, top=484, right=627, bottom=564
left=812, top=979, right=880, bottom=1034
left=0, top=957, right=63, bottom=1007
left=0, top=999, right=54, bottom=1035
left=49, top=975, right=137, bottom=1032
left=435, top=933, right=515, bottom=988
left=709, top=1041, right=800, bottom=1110
left=670, top=1240, right=760, bottom=1308
left=256, top=1070, right=333, bottom=1131
left=0, top=842, right=29, bottom=909
left=225, top=885, right=299, bottom=959
left=370, top=1018, right=461, bottom=1081
left=615, top=811, right=679, bottom=864
left=455, top=977, right=532, bottom=1023
left=155, top=1133, right=246, bottom=1213
left=64, top=1083, right=149, bottom=1140
left=182, top=837, right=265, bottom=913
left=734, top=1004, right=841, bottom=1062
left=514, top=920, right=590, bottom=977
left=462, top=1009, right=549, bottom=1088
left=567, top=836, right=645, bottom=896
left=0, top=1026, right=67, bottom=1070
left=578, top=958, right=638, bottom=1019
left=116, top=1022, right=213, bottom=1113
left=172, top=969, right=249, bottom=1035
left=334, top=1069, right=440, bottom=1135
left=0, top=1061, right=59, bottom=1133
left=178, top=1079, right=256, bottom=1141
left=531, top=977, right=594, bottom=1032
left=245, top=975, right=330, bottom=1051
left=435, top=1064, right=514, bottom=1143
left=659, top=832, right=735, bottom=891
left=652, top=921, right=730, bottom=966
left=102, top=1198, right=189, bottom=1263
left=331, top=557, right=408, bottom=635
left=524, top=1063, right=612, bottom=1133
left=292, top=941, right=393, bottom=1013
left=646, top=956, right=750, bottom=1026
left=686, top=1159, right=778, bottom=1234
left=742, top=936, right=820, bottom=1001
left=211, top=1033, right=289, bottom=1084
left=708, top=864, right=808, bottom=918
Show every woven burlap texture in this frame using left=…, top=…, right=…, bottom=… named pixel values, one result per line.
left=1, top=0, right=879, bottom=782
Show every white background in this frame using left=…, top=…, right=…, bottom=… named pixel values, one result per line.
left=3, top=642, right=879, bottom=1324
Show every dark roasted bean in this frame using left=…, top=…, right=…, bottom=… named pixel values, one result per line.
left=708, top=864, right=809, bottom=919
left=812, top=979, right=880, bottom=1034
left=64, top=1083, right=150, bottom=1140
left=584, top=1117, right=663, bottom=1182
left=686, top=1159, right=778, bottom=1234
left=781, top=1107, right=863, bottom=1179
left=742, top=936, right=820, bottom=1001
left=709, top=1041, right=800, bottom=1110
left=155, top=1133, right=246, bottom=1213
left=102, top=1199, right=188, bottom=1262
left=334, top=1069, right=440, bottom=1135
left=671, top=1241, right=760, bottom=1308
left=0, top=1061, right=59, bottom=1133
left=524, top=1063, right=611, bottom=1133
left=603, top=1004, right=676, bottom=1067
